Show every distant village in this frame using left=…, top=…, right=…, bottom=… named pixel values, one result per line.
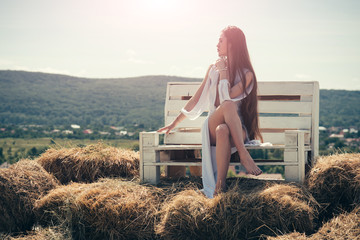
left=0, top=124, right=140, bottom=139
left=0, top=123, right=359, bottom=170
left=0, top=123, right=360, bottom=152
left=320, top=126, right=359, bottom=150
left=0, top=124, right=359, bottom=152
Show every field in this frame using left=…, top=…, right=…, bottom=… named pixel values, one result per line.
left=0, top=138, right=139, bottom=163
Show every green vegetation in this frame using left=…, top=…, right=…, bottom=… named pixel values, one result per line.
left=0, top=138, right=138, bottom=164
left=1, top=70, right=359, bottom=132
left=320, top=90, right=360, bottom=129
left=0, top=71, right=199, bottom=130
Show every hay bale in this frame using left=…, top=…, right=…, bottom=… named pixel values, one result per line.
left=156, top=181, right=319, bottom=240
left=312, top=207, right=360, bottom=240
left=306, top=153, right=360, bottom=221
left=267, top=232, right=308, bottom=240
left=34, top=182, right=91, bottom=227
left=36, top=143, right=139, bottom=184
left=156, top=190, right=220, bottom=240
left=216, top=183, right=319, bottom=239
left=267, top=207, right=360, bottom=240
left=158, top=176, right=203, bottom=195
left=35, top=179, right=162, bottom=240
left=0, top=160, right=59, bottom=233
left=0, top=226, right=69, bottom=240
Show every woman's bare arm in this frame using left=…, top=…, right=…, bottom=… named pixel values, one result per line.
left=183, top=64, right=213, bottom=111
left=157, top=64, right=212, bottom=133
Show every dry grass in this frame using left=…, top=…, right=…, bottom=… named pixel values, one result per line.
left=34, top=182, right=93, bottom=227
left=156, top=189, right=221, bottom=240
left=34, top=178, right=163, bottom=240
left=36, top=143, right=139, bottom=184
left=313, top=207, right=360, bottom=240
left=216, top=182, right=319, bottom=239
left=267, top=207, right=360, bottom=240
left=0, top=226, right=70, bottom=240
left=156, top=180, right=319, bottom=240
left=0, top=160, right=59, bottom=233
left=306, top=153, right=360, bottom=221
left=2, top=151, right=359, bottom=239
left=267, top=232, right=308, bottom=240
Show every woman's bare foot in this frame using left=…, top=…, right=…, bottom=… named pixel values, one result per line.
left=214, top=182, right=226, bottom=196
left=239, top=150, right=262, bottom=176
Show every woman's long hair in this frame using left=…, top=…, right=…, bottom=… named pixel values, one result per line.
left=223, top=26, right=263, bottom=141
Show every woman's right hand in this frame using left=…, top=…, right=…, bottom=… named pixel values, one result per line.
left=157, top=122, right=176, bottom=134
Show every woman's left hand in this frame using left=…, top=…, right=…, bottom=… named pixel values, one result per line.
left=215, top=57, right=228, bottom=71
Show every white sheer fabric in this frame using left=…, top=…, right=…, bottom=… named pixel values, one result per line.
left=180, top=65, right=255, bottom=198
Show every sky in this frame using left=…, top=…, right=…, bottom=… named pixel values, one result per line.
left=0, top=0, right=359, bottom=90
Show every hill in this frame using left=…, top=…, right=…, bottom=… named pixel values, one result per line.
left=0, top=70, right=199, bottom=130
left=0, top=70, right=359, bottom=129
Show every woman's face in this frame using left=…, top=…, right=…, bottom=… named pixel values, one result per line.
left=217, top=33, right=227, bottom=57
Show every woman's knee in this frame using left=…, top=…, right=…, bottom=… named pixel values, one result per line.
left=215, top=124, right=230, bottom=138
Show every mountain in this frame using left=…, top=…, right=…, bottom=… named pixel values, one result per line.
left=0, top=70, right=359, bottom=130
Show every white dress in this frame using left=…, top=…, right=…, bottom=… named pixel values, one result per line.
left=181, top=65, right=256, bottom=198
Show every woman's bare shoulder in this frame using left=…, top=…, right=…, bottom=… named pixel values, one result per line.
left=245, top=70, right=254, bottom=83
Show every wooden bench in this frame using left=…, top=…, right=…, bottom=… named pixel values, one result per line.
left=140, top=81, right=319, bottom=184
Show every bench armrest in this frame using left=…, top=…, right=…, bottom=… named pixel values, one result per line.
left=140, top=131, right=160, bottom=148
left=284, top=130, right=310, bottom=148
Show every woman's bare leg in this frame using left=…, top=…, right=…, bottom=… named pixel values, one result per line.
left=208, top=101, right=262, bottom=176
left=214, top=124, right=231, bottom=195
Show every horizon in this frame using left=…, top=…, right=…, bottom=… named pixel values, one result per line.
left=1, top=0, right=359, bottom=90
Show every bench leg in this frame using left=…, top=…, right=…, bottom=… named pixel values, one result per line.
left=284, top=130, right=306, bottom=183
left=284, top=149, right=300, bottom=182
left=142, top=150, right=160, bottom=184
left=140, top=132, right=160, bottom=184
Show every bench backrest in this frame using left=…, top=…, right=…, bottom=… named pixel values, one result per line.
left=164, top=81, right=319, bottom=157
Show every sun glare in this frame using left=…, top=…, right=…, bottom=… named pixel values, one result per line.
left=139, top=0, right=178, bottom=12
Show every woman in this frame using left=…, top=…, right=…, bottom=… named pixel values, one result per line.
left=158, top=26, right=263, bottom=197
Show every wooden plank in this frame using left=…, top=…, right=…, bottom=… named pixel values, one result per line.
left=258, top=101, right=312, bottom=114
left=166, top=100, right=312, bottom=115
left=258, top=96, right=301, bottom=101
left=145, top=162, right=202, bottom=166
left=144, top=162, right=299, bottom=166
left=284, top=166, right=300, bottom=182
left=312, top=81, right=320, bottom=159
left=165, top=116, right=206, bottom=127
left=163, top=131, right=309, bottom=146
left=297, top=131, right=306, bottom=182
left=167, top=81, right=317, bottom=97
left=258, top=82, right=316, bottom=95
left=164, top=132, right=202, bottom=144
left=167, top=115, right=312, bottom=130
left=169, top=84, right=200, bottom=97
left=164, top=131, right=309, bottom=146
left=155, top=144, right=309, bottom=151
left=301, top=95, right=313, bottom=102
left=259, top=116, right=311, bottom=129
left=166, top=100, right=201, bottom=112
left=168, top=82, right=201, bottom=86
left=156, top=144, right=202, bottom=150
left=166, top=100, right=189, bottom=111
left=261, top=130, right=310, bottom=145
left=261, top=132, right=285, bottom=145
